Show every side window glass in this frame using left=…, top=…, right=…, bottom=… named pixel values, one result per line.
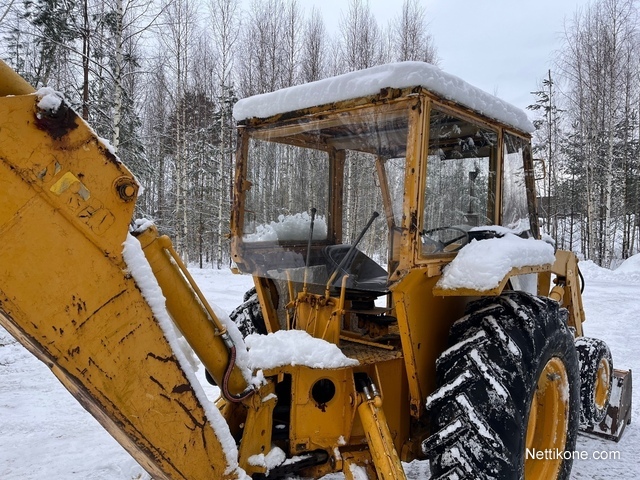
left=422, top=108, right=498, bottom=255
left=502, top=134, right=531, bottom=233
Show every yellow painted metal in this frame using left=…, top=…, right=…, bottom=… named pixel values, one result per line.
left=372, top=359, right=410, bottom=457
left=294, top=291, right=340, bottom=344
left=392, top=268, right=468, bottom=419
left=356, top=392, right=407, bottom=480
left=525, top=357, right=569, bottom=479
left=282, top=355, right=410, bottom=477
left=0, top=59, right=35, bottom=96
left=238, top=382, right=277, bottom=474
left=551, top=250, right=585, bottom=336
left=393, top=96, right=427, bottom=279
left=135, top=226, right=249, bottom=397
left=0, top=90, right=239, bottom=479
left=342, top=451, right=378, bottom=480
left=289, top=366, right=356, bottom=454
left=254, top=276, right=281, bottom=332
left=549, top=284, right=565, bottom=303
left=595, top=357, right=612, bottom=410
left=336, top=346, right=409, bottom=457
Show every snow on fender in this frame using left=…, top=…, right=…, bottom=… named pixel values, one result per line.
left=435, top=234, right=555, bottom=292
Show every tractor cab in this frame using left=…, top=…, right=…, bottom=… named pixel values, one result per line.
left=230, top=63, right=538, bottom=303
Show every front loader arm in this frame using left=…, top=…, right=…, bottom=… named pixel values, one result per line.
left=0, top=63, right=247, bottom=480
left=539, top=249, right=586, bottom=336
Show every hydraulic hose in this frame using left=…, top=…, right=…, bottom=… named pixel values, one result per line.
left=222, top=344, right=255, bottom=403
left=578, top=265, right=585, bottom=294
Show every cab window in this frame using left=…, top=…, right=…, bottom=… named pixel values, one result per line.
left=421, top=107, right=498, bottom=255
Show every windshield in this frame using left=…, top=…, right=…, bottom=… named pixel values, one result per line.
left=421, top=107, right=498, bottom=255
left=236, top=101, right=412, bottom=292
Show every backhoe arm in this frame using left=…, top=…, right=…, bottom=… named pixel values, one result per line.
left=0, top=60, right=247, bottom=480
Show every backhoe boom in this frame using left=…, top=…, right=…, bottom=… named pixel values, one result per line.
left=0, top=62, right=246, bottom=479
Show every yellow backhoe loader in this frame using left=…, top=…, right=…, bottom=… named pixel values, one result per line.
left=0, top=59, right=631, bottom=480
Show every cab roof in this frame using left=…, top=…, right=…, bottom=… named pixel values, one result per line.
left=232, top=61, right=534, bottom=134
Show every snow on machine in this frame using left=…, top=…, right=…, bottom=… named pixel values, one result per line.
left=0, top=58, right=631, bottom=479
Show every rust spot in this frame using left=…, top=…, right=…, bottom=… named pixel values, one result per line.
left=172, top=383, right=191, bottom=394
left=96, top=141, right=120, bottom=165
left=146, top=352, right=179, bottom=365
left=410, top=211, right=418, bottom=234
left=118, top=324, right=141, bottom=344
left=175, top=399, right=205, bottom=429
left=88, top=357, right=113, bottom=379
left=149, top=375, right=166, bottom=391
left=35, top=101, right=78, bottom=140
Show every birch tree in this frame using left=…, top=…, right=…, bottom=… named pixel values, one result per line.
left=159, top=0, right=200, bottom=259
left=208, top=0, right=240, bottom=267
left=390, top=0, right=438, bottom=64
left=339, top=0, right=382, bottom=72
left=301, top=7, right=327, bottom=83
left=558, top=0, right=639, bottom=265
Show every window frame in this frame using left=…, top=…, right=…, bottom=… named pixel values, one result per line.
left=416, top=100, right=501, bottom=261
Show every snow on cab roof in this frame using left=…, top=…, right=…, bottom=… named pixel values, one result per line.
left=232, top=61, right=534, bottom=133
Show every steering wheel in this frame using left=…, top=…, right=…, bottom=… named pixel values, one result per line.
left=421, top=226, right=469, bottom=253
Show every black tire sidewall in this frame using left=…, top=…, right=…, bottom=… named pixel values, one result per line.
left=425, top=292, right=581, bottom=480
left=575, top=337, right=613, bottom=425
left=230, top=288, right=267, bottom=337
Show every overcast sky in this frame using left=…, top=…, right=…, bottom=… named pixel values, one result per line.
left=304, top=0, right=592, bottom=114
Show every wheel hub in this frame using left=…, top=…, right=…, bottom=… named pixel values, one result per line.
left=594, top=357, right=611, bottom=410
left=525, top=357, right=569, bottom=479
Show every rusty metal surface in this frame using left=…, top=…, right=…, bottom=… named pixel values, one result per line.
left=0, top=90, right=240, bottom=479
left=339, top=339, right=403, bottom=365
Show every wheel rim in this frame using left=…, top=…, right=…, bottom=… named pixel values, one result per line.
left=594, top=357, right=611, bottom=410
left=525, top=357, right=569, bottom=479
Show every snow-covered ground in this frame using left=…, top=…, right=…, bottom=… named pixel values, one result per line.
left=1, top=259, right=639, bottom=479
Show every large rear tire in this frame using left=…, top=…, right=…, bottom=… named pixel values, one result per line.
left=423, top=291, right=580, bottom=480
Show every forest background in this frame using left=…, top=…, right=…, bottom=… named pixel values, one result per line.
left=1, top=0, right=638, bottom=268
